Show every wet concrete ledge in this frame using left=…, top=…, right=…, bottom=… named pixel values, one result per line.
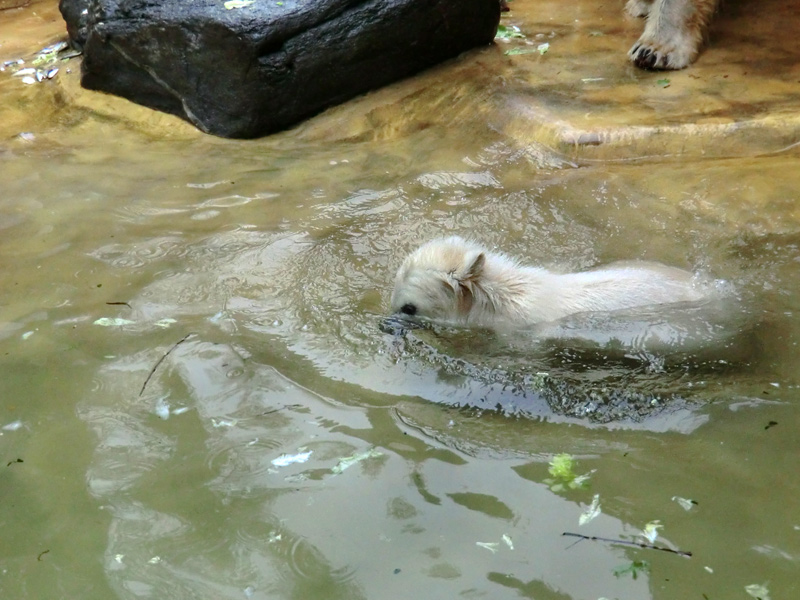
left=493, top=0, right=800, bottom=161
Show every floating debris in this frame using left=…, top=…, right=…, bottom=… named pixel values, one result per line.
left=21, top=331, right=35, bottom=340
left=331, top=448, right=383, bottom=474
left=745, top=583, right=771, bottom=600
left=271, top=449, right=312, bottom=467
left=544, top=453, right=594, bottom=492
left=495, top=24, right=525, bottom=40
left=154, top=318, right=177, bottom=328
left=2, top=421, right=23, bottom=432
left=21, top=76, right=36, bottom=85
left=94, top=317, right=135, bottom=327
left=641, top=520, right=663, bottom=544
left=613, top=560, right=650, bottom=580
left=579, top=494, right=602, bottom=526
left=211, top=418, right=237, bottom=428
left=1, top=58, right=24, bottom=71
left=154, top=397, right=170, bottom=420
left=502, top=534, right=514, bottom=550
left=148, top=556, right=162, bottom=565
left=476, top=541, right=499, bottom=554
left=12, top=67, right=36, bottom=77
left=672, top=496, right=697, bottom=511
left=224, top=0, right=255, bottom=8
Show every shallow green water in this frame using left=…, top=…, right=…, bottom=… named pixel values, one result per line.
left=2, top=4, right=800, bottom=600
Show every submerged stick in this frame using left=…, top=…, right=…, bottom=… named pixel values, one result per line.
left=139, top=333, right=194, bottom=397
left=562, top=532, right=692, bottom=558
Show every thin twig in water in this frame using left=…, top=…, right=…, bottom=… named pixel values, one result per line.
left=139, top=333, right=194, bottom=397
left=562, top=532, right=692, bottom=558
left=106, top=301, right=132, bottom=308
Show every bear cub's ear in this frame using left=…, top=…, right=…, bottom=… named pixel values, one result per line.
left=456, top=251, right=485, bottom=283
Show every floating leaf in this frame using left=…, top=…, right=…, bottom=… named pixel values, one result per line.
left=579, top=494, right=602, bottom=525
left=271, top=449, right=312, bottom=467
left=495, top=24, right=525, bottom=39
left=672, top=496, right=697, bottom=511
left=745, top=583, right=770, bottom=600
left=613, top=560, right=650, bottom=580
left=657, top=78, right=671, bottom=88
left=544, top=453, right=594, bottom=491
left=537, top=42, right=550, bottom=55
left=224, top=0, right=255, bottom=8
left=94, top=317, right=135, bottom=327
left=642, top=520, right=663, bottom=544
left=476, top=542, right=499, bottom=554
left=504, top=47, right=540, bottom=56
left=154, top=318, right=177, bottom=328
left=331, top=448, right=383, bottom=474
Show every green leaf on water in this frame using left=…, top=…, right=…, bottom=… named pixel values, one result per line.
left=504, top=47, right=539, bottom=56
left=543, top=453, right=594, bottom=491
left=613, top=560, right=650, bottom=580
left=496, top=24, right=525, bottom=39
left=657, top=78, right=671, bottom=88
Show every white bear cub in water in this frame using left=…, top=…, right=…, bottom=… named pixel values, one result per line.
left=391, top=236, right=706, bottom=329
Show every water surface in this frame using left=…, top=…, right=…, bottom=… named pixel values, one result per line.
left=1, top=2, right=799, bottom=600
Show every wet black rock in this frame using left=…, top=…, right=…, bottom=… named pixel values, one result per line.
left=58, top=0, right=501, bottom=138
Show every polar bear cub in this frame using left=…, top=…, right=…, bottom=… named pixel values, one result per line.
left=390, top=236, right=706, bottom=330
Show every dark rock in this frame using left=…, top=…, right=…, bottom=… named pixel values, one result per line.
left=58, top=0, right=501, bottom=138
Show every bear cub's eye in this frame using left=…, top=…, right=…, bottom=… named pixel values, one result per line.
left=400, top=303, right=417, bottom=316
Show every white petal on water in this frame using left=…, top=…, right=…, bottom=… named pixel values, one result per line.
left=744, top=583, right=770, bottom=600
left=331, top=448, right=383, bottom=474
left=171, top=406, right=190, bottom=416
left=271, top=450, right=312, bottom=467
left=154, top=318, right=177, bottom=328
left=2, top=420, right=23, bottom=431
left=13, top=67, right=36, bottom=76
left=114, top=554, right=124, bottom=563
left=672, top=496, right=696, bottom=511
left=579, top=494, right=602, bottom=526
left=93, top=317, right=135, bottom=327
left=476, top=542, right=499, bottom=554
left=154, top=397, right=170, bottom=420
left=147, top=556, right=161, bottom=564
left=21, top=77, right=36, bottom=85
left=642, top=520, right=663, bottom=544
left=21, top=331, right=34, bottom=340
left=502, top=534, right=514, bottom=550
left=211, top=418, right=237, bottom=428
left=224, top=0, right=255, bottom=8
